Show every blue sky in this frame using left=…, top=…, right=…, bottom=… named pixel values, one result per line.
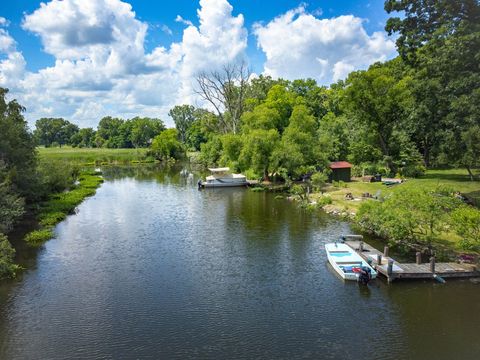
left=0, top=0, right=398, bottom=127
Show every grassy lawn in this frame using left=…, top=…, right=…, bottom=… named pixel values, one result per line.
left=38, top=146, right=153, bottom=165
left=313, top=169, right=480, bottom=215
left=311, top=169, right=480, bottom=252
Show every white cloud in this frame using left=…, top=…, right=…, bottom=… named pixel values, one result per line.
left=1, top=0, right=247, bottom=127
left=161, top=24, right=173, bottom=36
left=0, top=21, right=26, bottom=89
left=175, top=15, right=193, bottom=27
left=253, top=6, right=397, bottom=84
left=1, top=1, right=397, bottom=129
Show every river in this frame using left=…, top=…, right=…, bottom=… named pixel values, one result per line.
left=0, top=165, right=479, bottom=359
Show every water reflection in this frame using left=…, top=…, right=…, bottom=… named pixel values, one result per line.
left=0, top=165, right=478, bottom=359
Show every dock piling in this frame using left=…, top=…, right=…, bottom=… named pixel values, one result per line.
left=359, top=241, right=364, bottom=252
left=343, top=238, right=480, bottom=282
left=383, top=246, right=389, bottom=257
left=387, top=259, right=394, bottom=283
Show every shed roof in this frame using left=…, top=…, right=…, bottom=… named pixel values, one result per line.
left=329, top=161, right=352, bottom=169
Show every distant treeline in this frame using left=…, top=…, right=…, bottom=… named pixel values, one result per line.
left=33, top=116, right=166, bottom=148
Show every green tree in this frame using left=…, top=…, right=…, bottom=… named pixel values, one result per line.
left=343, top=60, right=415, bottom=173
left=0, top=163, right=25, bottom=234
left=0, top=88, right=38, bottom=198
left=96, top=116, right=125, bottom=148
left=0, top=233, right=18, bottom=279
left=129, top=117, right=165, bottom=148
left=238, top=129, right=279, bottom=180
left=70, top=128, right=96, bottom=148
left=149, top=128, right=184, bottom=161
left=169, top=105, right=196, bottom=143
left=273, top=105, right=324, bottom=178
left=385, top=0, right=480, bottom=176
left=290, top=78, right=329, bottom=120
left=34, top=118, right=79, bottom=147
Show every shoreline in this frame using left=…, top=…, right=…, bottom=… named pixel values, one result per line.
left=24, top=171, right=104, bottom=246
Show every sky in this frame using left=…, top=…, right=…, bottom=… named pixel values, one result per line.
left=0, top=0, right=398, bottom=128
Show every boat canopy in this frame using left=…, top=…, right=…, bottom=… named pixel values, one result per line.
left=208, top=167, right=230, bottom=173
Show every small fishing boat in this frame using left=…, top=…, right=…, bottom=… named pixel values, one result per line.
left=325, top=242, right=377, bottom=283
left=198, top=167, right=248, bottom=188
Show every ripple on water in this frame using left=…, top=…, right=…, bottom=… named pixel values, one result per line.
left=0, top=170, right=479, bottom=360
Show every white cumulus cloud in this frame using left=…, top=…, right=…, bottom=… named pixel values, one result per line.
left=0, top=19, right=26, bottom=90
left=253, top=6, right=397, bottom=84
left=1, top=0, right=248, bottom=127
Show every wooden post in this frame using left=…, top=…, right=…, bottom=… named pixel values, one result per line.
left=359, top=241, right=364, bottom=252
left=383, top=246, right=389, bottom=257
left=430, top=256, right=436, bottom=273
left=387, top=259, right=394, bottom=283
left=416, top=252, right=422, bottom=265
left=377, top=254, right=382, bottom=265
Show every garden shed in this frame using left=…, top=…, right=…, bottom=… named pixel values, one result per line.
left=329, top=161, right=352, bottom=182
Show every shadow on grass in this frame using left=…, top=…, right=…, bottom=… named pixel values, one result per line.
left=419, top=171, right=479, bottom=182
left=463, top=190, right=480, bottom=208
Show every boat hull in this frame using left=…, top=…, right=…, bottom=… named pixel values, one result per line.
left=325, top=243, right=377, bottom=281
left=201, top=181, right=248, bottom=188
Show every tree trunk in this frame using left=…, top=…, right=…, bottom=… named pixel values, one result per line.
left=466, top=166, right=475, bottom=181
left=423, top=140, right=430, bottom=168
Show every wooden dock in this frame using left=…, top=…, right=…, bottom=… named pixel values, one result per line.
left=343, top=236, right=480, bottom=283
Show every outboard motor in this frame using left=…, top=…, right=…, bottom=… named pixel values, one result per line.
left=197, top=179, right=202, bottom=189
left=358, top=266, right=372, bottom=285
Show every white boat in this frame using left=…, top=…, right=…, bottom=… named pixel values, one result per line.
left=199, top=167, right=248, bottom=188
left=325, top=242, right=377, bottom=282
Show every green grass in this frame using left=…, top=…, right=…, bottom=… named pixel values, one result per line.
left=313, top=169, right=480, bottom=214
left=24, top=229, right=54, bottom=246
left=24, top=173, right=104, bottom=247
left=38, top=146, right=154, bottom=165
left=311, top=168, right=480, bottom=252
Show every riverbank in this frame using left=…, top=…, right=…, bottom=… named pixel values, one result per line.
left=24, top=171, right=103, bottom=246
left=38, top=146, right=155, bottom=165
left=308, top=169, right=480, bottom=255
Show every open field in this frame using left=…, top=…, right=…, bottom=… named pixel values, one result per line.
left=38, top=146, right=153, bottom=165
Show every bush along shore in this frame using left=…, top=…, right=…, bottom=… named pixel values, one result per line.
left=24, top=172, right=104, bottom=247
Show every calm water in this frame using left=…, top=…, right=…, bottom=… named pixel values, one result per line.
left=0, top=165, right=479, bottom=359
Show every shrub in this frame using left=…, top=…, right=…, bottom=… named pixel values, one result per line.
left=0, top=233, right=20, bottom=278
left=451, top=206, right=480, bottom=250
left=25, top=228, right=54, bottom=246
left=356, top=187, right=462, bottom=248
left=316, top=195, right=333, bottom=207
left=149, top=129, right=185, bottom=161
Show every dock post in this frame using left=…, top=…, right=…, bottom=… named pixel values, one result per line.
left=416, top=252, right=422, bottom=265
left=377, top=254, right=382, bottom=265
left=359, top=241, right=364, bottom=252
left=430, top=256, right=436, bottom=273
left=387, top=259, right=394, bottom=283
left=383, top=246, right=389, bottom=257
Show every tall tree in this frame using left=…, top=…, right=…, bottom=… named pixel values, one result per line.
left=95, top=116, right=125, bottom=148
left=34, top=118, right=79, bottom=147
left=195, top=61, right=250, bottom=134
left=343, top=60, right=415, bottom=173
left=0, top=88, right=37, bottom=198
left=169, top=105, right=196, bottom=143
left=129, top=117, right=165, bottom=148
left=385, top=0, right=480, bottom=175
